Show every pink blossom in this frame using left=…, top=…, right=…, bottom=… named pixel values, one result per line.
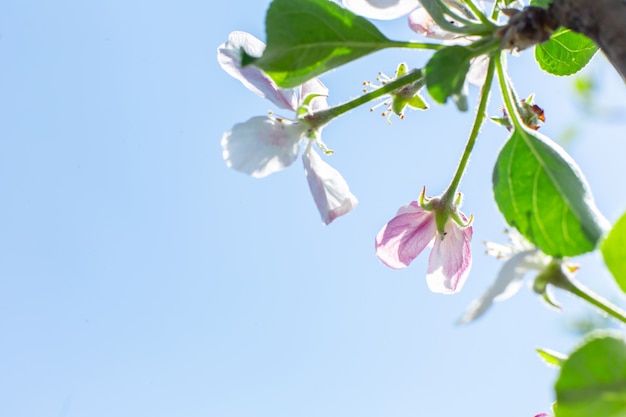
left=375, top=200, right=472, bottom=294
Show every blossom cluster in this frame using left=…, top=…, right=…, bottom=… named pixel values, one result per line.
left=217, top=0, right=499, bottom=294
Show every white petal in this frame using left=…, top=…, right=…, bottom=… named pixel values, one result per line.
left=457, top=249, right=550, bottom=324
left=217, top=31, right=297, bottom=111
left=302, top=144, right=358, bottom=225
left=221, top=116, right=304, bottom=178
left=426, top=220, right=473, bottom=294
left=466, top=55, right=490, bottom=87
left=342, top=0, right=419, bottom=20
left=300, top=78, right=329, bottom=112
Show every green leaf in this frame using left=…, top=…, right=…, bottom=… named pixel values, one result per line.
left=407, top=94, right=428, bottom=110
left=530, top=0, right=553, bottom=8
left=492, top=127, right=608, bottom=257
left=602, top=211, right=626, bottom=293
left=425, top=45, right=472, bottom=110
left=555, top=332, right=626, bottom=417
left=249, top=0, right=392, bottom=88
left=535, top=28, right=598, bottom=76
left=537, top=347, right=567, bottom=367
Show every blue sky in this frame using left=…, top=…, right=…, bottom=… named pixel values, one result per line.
left=1, top=1, right=625, bottom=417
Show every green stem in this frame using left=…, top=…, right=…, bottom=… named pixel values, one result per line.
left=440, top=54, right=496, bottom=205
left=309, top=40, right=499, bottom=129
left=468, top=37, right=501, bottom=57
left=309, top=68, right=425, bottom=124
left=489, top=0, right=504, bottom=21
left=462, top=0, right=492, bottom=25
left=552, top=273, right=626, bottom=325
left=496, top=52, right=524, bottom=131
left=439, top=0, right=478, bottom=26
left=389, top=40, right=446, bottom=51
left=314, top=40, right=443, bottom=52
left=422, top=0, right=496, bottom=36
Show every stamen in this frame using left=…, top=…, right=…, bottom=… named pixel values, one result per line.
left=363, top=69, right=411, bottom=124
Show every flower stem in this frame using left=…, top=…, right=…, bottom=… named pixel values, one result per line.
left=441, top=0, right=480, bottom=26
left=310, top=68, right=426, bottom=124
left=428, top=0, right=497, bottom=35
left=462, top=0, right=492, bottom=25
left=440, top=54, right=496, bottom=206
left=390, top=41, right=446, bottom=51
left=309, top=39, right=499, bottom=128
left=496, top=53, right=524, bottom=131
left=551, top=272, right=626, bottom=325
left=489, top=0, right=503, bottom=21
left=468, top=36, right=501, bottom=56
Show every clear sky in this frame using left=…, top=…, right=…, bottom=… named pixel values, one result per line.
left=1, top=1, right=625, bottom=417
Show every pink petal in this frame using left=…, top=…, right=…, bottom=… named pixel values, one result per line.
left=408, top=7, right=459, bottom=40
left=221, top=116, right=304, bottom=178
left=217, top=31, right=296, bottom=111
left=375, top=202, right=437, bottom=269
left=426, top=219, right=473, bottom=294
left=302, top=144, right=358, bottom=225
left=342, top=0, right=420, bottom=20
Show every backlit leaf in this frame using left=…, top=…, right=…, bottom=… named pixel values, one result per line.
left=425, top=45, right=472, bottom=110
left=493, top=127, right=608, bottom=257
left=555, top=333, right=626, bottom=417
left=601, top=211, right=626, bottom=293
left=248, top=0, right=392, bottom=88
left=537, top=347, right=567, bottom=367
left=535, top=28, right=598, bottom=76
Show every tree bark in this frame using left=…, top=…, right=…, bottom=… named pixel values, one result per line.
left=549, top=0, right=626, bottom=81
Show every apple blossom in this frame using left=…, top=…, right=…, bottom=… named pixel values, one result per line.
left=458, top=230, right=561, bottom=324
left=218, top=31, right=358, bottom=224
left=375, top=192, right=473, bottom=294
